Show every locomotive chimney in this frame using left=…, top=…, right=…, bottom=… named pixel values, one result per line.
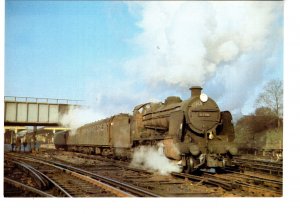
left=189, top=86, right=202, bottom=97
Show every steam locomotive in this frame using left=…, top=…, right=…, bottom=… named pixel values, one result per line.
left=54, top=86, right=237, bottom=173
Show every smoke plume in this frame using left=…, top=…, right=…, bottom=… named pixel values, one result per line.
left=125, top=1, right=283, bottom=114
left=59, top=105, right=104, bottom=134
left=130, top=143, right=182, bottom=175
left=59, top=1, right=283, bottom=131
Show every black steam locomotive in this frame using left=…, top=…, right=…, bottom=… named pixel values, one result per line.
left=54, top=86, right=237, bottom=173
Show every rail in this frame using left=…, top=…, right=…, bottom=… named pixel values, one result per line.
left=49, top=161, right=160, bottom=197
left=5, top=153, right=157, bottom=197
left=4, top=177, right=54, bottom=197
left=8, top=159, right=50, bottom=190
left=232, top=157, right=283, bottom=176
left=171, top=172, right=235, bottom=191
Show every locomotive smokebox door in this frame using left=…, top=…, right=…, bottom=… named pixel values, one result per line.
left=168, top=111, right=184, bottom=140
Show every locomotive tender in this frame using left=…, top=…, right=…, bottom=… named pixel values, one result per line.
left=54, top=86, right=236, bottom=172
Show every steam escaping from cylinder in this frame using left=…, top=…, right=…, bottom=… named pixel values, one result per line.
left=130, top=143, right=182, bottom=175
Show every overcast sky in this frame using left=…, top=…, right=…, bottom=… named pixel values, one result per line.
left=5, top=1, right=283, bottom=117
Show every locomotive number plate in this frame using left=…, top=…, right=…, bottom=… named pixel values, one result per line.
left=198, top=112, right=210, bottom=117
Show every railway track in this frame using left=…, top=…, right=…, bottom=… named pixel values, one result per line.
left=4, top=153, right=152, bottom=197
left=67, top=151, right=283, bottom=196
left=47, top=150, right=284, bottom=196
left=232, top=156, right=283, bottom=176
left=171, top=172, right=236, bottom=191
left=50, top=152, right=226, bottom=196
left=171, top=170, right=282, bottom=197
left=50, top=151, right=284, bottom=196
left=4, top=177, right=54, bottom=197
left=6, top=151, right=227, bottom=197
left=212, top=170, right=282, bottom=196
left=4, top=158, right=70, bottom=197
left=5, top=150, right=283, bottom=197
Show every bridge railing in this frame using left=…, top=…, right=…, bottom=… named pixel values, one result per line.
left=4, top=96, right=84, bottom=105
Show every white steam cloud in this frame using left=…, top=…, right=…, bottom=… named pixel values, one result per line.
left=59, top=106, right=104, bottom=134
left=125, top=1, right=283, bottom=113
left=59, top=1, right=283, bottom=131
left=130, top=143, right=182, bottom=175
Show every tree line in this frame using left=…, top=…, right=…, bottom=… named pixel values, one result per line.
left=235, top=79, right=283, bottom=150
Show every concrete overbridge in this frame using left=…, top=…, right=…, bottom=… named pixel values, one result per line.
left=4, top=96, right=82, bottom=126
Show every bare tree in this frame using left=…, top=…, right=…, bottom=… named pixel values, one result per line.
left=255, top=79, right=283, bottom=129
left=255, top=107, right=276, bottom=116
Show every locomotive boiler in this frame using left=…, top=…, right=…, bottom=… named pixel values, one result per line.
left=54, top=86, right=236, bottom=173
